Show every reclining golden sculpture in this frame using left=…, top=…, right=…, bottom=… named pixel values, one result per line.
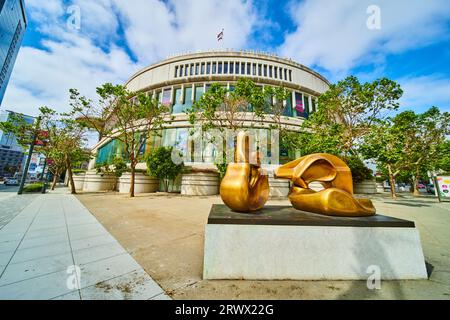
left=274, top=154, right=376, bottom=217
left=220, top=131, right=375, bottom=217
left=220, top=131, right=269, bottom=212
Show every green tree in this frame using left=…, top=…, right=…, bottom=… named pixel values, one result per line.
left=361, top=107, right=449, bottom=198
left=302, top=75, right=403, bottom=157
left=145, top=146, right=184, bottom=192
left=0, top=107, right=88, bottom=193
left=69, top=83, right=170, bottom=197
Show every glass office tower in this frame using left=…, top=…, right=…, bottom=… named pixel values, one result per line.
left=0, top=0, right=27, bottom=104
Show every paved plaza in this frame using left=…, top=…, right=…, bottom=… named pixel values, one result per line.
left=77, top=192, right=450, bottom=300
left=1, top=186, right=449, bottom=300
left=0, top=187, right=169, bottom=300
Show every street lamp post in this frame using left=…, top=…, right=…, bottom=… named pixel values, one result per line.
left=17, top=116, right=41, bottom=195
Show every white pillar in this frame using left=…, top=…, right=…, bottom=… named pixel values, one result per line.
left=192, top=83, right=195, bottom=101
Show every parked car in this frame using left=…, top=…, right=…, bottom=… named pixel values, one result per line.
left=417, top=183, right=427, bottom=193
left=427, top=184, right=436, bottom=194
left=4, top=178, right=19, bottom=186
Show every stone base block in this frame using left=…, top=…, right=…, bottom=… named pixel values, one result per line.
left=118, top=172, right=158, bottom=193
left=203, top=205, right=428, bottom=280
left=82, top=171, right=117, bottom=192
left=268, top=175, right=290, bottom=197
left=181, top=172, right=219, bottom=196
left=71, top=174, right=85, bottom=191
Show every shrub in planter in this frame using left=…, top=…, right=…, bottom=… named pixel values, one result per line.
left=23, top=183, right=44, bottom=193
left=72, top=169, right=86, bottom=175
left=345, top=156, right=374, bottom=183
left=145, top=146, right=184, bottom=192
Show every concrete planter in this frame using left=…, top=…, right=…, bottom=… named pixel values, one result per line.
left=181, top=172, right=219, bottom=196
left=118, top=172, right=159, bottom=194
left=353, top=180, right=377, bottom=194
left=70, top=173, right=86, bottom=191
left=82, top=170, right=117, bottom=192
left=269, top=174, right=290, bottom=197
left=376, top=182, right=385, bottom=193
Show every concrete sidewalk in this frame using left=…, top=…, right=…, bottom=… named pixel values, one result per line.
left=0, top=188, right=169, bottom=300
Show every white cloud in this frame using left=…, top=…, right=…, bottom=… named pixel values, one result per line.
left=279, top=0, right=450, bottom=75
left=398, top=74, right=450, bottom=112
left=113, top=0, right=258, bottom=63
left=2, top=0, right=260, bottom=117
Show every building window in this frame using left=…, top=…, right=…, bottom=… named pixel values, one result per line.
left=235, top=62, right=240, bottom=74
left=258, top=64, right=262, bottom=76
left=294, top=92, right=307, bottom=118
left=179, top=65, right=184, bottom=77
left=195, top=63, right=199, bottom=75
left=224, top=62, right=228, bottom=74
left=252, top=63, right=257, bottom=75
left=174, top=66, right=178, bottom=78
left=184, top=65, right=188, bottom=76
left=311, top=98, right=317, bottom=113
left=218, top=62, right=223, bottom=74
left=184, top=86, right=193, bottom=109
left=269, top=66, right=273, bottom=78
left=284, top=93, right=293, bottom=117
left=212, top=62, right=217, bottom=74
left=195, top=85, right=204, bottom=101
left=172, top=88, right=183, bottom=113
left=284, top=69, right=287, bottom=81
left=241, top=62, right=245, bottom=74
left=229, top=62, right=234, bottom=74
left=190, top=64, right=194, bottom=76
left=279, top=68, right=283, bottom=79
left=206, top=62, right=211, bottom=74
left=303, top=94, right=310, bottom=113
left=162, top=88, right=172, bottom=108
left=201, top=63, right=205, bottom=74
left=264, top=65, right=267, bottom=77
left=246, top=62, right=251, bottom=75
left=274, top=67, right=278, bottom=79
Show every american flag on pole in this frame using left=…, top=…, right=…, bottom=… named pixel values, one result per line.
left=217, top=28, right=224, bottom=41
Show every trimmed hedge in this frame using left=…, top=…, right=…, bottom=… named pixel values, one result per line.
left=23, top=183, right=44, bottom=193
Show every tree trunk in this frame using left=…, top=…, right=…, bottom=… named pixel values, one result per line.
left=387, top=164, right=397, bottom=199
left=412, top=168, right=421, bottom=196
left=51, top=170, right=59, bottom=190
left=67, top=163, right=76, bottom=194
left=129, top=164, right=135, bottom=198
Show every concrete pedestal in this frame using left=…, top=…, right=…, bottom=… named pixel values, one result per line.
left=203, top=205, right=428, bottom=280
left=268, top=174, right=290, bottom=197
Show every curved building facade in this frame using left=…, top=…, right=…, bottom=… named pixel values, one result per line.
left=90, top=50, right=329, bottom=170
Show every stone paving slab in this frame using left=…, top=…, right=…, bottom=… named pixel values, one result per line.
left=0, top=188, right=169, bottom=300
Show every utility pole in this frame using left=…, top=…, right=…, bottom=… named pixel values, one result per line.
left=18, top=116, right=41, bottom=195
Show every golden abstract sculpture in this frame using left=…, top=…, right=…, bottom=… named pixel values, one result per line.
left=274, top=153, right=376, bottom=217
left=220, top=131, right=269, bottom=212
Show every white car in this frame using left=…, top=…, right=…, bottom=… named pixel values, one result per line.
left=4, top=179, right=19, bottom=186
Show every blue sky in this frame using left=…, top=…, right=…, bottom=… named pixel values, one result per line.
left=2, top=0, right=450, bottom=117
